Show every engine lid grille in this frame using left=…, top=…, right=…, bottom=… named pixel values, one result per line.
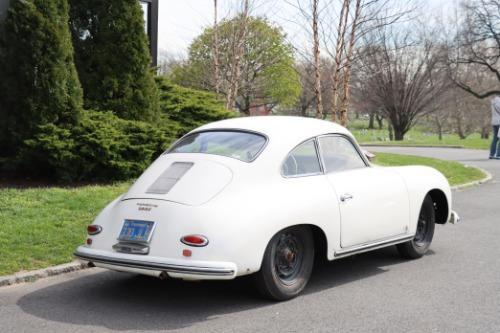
left=146, top=162, right=194, bottom=194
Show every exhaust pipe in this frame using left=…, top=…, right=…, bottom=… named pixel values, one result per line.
left=159, top=271, right=168, bottom=280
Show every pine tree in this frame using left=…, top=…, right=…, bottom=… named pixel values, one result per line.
left=0, top=0, right=83, bottom=157
left=69, top=0, right=159, bottom=121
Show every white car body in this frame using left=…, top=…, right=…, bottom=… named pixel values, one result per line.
left=75, top=116, right=457, bottom=282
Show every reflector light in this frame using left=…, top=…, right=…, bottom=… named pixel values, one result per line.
left=87, top=225, right=102, bottom=235
left=86, top=238, right=93, bottom=245
left=180, top=235, right=209, bottom=247
left=182, top=249, right=192, bottom=257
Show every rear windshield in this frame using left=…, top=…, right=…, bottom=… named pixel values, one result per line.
left=168, top=130, right=267, bottom=162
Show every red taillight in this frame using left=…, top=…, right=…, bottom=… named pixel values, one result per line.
left=87, top=225, right=102, bottom=235
left=180, top=235, right=209, bottom=247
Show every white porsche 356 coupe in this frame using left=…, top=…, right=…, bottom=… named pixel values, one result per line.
left=75, top=116, right=458, bottom=300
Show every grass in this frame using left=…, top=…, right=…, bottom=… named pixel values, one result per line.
left=0, top=151, right=487, bottom=276
left=348, top=119, right=491, bottom=150
left=373, top=153, right=486, bottom=186
left=0, top=182, right=129, bottom=276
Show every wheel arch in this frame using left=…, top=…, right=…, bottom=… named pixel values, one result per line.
left=257, top=223, right=329, bottom=270
left=427, top=188, right=449, bottom=224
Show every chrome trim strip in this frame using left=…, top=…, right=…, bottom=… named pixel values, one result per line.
left=334, top=235, right=414, bottom=258
left=74, top=251, right=235, bottom=276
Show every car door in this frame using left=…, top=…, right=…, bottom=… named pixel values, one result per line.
left=317, top=135, right=410, bottom=248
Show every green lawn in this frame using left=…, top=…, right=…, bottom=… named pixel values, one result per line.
left=373, top=153, right=486, bottom=186
left=0, top=152, right=487, bottom=276
left=0, top=182, right=129, bottom=276
left=349, top=120, right=491, bottom=150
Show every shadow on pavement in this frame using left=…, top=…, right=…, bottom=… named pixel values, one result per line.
left=17, top=246, right=408, bottom=331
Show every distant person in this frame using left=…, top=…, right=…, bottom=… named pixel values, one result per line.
left=490, top=94, right=500, bottom=159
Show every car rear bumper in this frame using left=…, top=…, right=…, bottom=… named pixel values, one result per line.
left=74, top=246, right=237, bottom=280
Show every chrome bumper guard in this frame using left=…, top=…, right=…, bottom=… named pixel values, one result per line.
left=74, top=251, right=235, bottom=277
left=448, top=211, right=460, bottom=224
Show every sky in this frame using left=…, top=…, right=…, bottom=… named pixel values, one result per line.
left=157, top=0, right=457, bottom=59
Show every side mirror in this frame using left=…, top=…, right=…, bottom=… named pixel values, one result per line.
left=362, top=150, right=375, bottom=162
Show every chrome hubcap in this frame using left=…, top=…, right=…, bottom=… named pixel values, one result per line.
left=274, top=233, right=303, bottom=283
left=414, top=214, right=429, bottom=246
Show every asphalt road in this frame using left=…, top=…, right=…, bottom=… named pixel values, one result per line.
left=1, top=147, right=499, bottom=333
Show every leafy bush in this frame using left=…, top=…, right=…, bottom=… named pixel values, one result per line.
left=156, top=77, right=234, bottom=136
left=19, top=111, right=177, bottom=181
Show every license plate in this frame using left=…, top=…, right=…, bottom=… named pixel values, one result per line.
left=118, top=220, right=155, bottom=243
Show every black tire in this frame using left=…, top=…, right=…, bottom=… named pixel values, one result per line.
left=397, top=195, right=435, bottom=259
left=255, top=226, right=314, bottom=301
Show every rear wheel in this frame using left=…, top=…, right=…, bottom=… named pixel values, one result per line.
left=255, top=226, right=314, bottom=301
left=397, top=195, right=435, bottom=259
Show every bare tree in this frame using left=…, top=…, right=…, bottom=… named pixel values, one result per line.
left=295, top=58, right=335, bottom=117
left=312, top=0, right=324, bottom=118
left=287, top=0, right=413, bottom=121
left=435, top=82, right=492, bottom=139
left=448, top=0, right=500, bottom=98
left=358, top=25, right=450, bottom=140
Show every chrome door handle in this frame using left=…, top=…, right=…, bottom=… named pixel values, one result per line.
left=340, top=193, right=353, bottom=202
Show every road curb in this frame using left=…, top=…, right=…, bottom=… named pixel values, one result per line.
left=0, top=261, right=89, bottom=288
left=451, top=166, right=493, bottom=190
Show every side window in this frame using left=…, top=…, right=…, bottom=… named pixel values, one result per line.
left=318, top=136, right=366, bottom=173
left=282, top=139, right=322, bottom=177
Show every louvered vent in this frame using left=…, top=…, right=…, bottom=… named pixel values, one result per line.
left=146, top=162, right=194, bottom=194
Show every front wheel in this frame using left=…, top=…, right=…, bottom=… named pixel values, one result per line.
left=255, top=226, right=314, bottom=301
left=397, top=195, right=435, bottom=259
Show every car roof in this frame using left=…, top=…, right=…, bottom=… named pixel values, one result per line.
left=193, top=116, right=353, bottom=143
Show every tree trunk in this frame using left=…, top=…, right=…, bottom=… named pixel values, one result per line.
left=339, top=0, right=362, bottom=127
left=312, top=0, right=323, bottom=118
left=301, top=105, right=308, bottom=117
left=226, top=0, right=249, bottom=110
left=330, top=0, right=350, bottom=122
left=394, top=126, right=405, bottom=141
left=388, top=124, right=394, bottom=141
left=481, top=126, right=490, bottom=139
left=435, top=117, right=443, bottom=140
left=213, top=0, right=220, bottom=95
left=376, top=115, right=384, bottom=130
left=456, top=120, right=466, bottom=139
left=368, top=113, right=375, bottom=129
